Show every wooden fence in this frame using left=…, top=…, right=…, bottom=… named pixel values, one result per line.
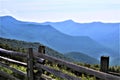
left=0, top=46, right=120, bottom=80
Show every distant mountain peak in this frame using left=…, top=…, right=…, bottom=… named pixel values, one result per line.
left=63, top=19, right=74, bottom=23
left=0, top=15, right=17, bottom=22
left=0, top=15, right=15, bottom=19
left=0, top=16, right=21, bottom=24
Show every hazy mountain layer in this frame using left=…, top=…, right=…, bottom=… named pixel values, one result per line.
left=0, top=16, right=119, bottom=65
left=42, top=20, right=120, bottom=53
left=64, top=52, right=99, bottom=64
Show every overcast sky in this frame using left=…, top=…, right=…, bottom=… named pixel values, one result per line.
left=0, top=0, right=120, bottom=23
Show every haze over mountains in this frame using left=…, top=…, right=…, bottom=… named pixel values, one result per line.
left=0, top=16, right=119, bottom=65
left=42, top=20, right=120, bottom=52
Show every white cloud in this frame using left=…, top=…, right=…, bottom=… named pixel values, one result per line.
left=0, top=9, right=12, bottom=16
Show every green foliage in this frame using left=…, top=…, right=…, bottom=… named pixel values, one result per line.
left=11, top=64, right=26, bottom=72
left=0, top=66, right=12, bottom=74
left=0, top=42, right=27, bottom=53
left=109, top=66, right=120, bottom=73
left=76, top=62, right=100, bottom=71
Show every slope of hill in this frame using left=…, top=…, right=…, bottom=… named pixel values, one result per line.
left=0, top=37, right=73, bottom=62
left=64, top=52, right=99, bottom=64
left=0, top=16, right=119, bottom=65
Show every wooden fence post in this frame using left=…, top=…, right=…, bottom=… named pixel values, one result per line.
left=100, top=56, right=109, bottom=72
left=35, top=46, right=45, bottom=80
left=27, top=48, right=34, bottom=80
left=33, top=46, right=45, bottom=80
left=38, top=45, right=45, bottom=54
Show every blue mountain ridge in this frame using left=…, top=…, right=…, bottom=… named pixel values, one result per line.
left=42, top=20, right=120, bottom=52
left=0, top=16, right=119, bottom=65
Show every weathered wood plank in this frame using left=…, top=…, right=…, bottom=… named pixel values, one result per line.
left=37, top=53, right=120, bottom=80
left=0, top=48, right=27, bottom=62
left=0, top=70, right=20, bottom=80
left=0, top=62, right=27, bottom=78
left=108, top=72, right=120, bottom=76
left=42, top=74, right=55, bottom=80
left=27, top=48, right=34, bottom=80
left=0, top=56, right=27, bottom=67
left=35, top=63, right=81, bottom=80
left=0, top=48, right=44, bottom=64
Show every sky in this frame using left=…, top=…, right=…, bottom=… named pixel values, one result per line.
left=0, top=0, right=120, bottom=23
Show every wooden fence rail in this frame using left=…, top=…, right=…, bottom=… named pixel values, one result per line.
left=0, top=47, right=120, bottom=80
left=0, top=70, right=20, bottom=80
left=36, top=53, right=120, bottom=80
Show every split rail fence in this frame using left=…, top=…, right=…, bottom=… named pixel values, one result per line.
left=0, top=46, right=120, bottom=80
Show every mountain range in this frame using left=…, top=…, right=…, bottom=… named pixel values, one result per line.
left=42, top=20, right=120, bottom=52
left=0, top=16, right=119, bottom=65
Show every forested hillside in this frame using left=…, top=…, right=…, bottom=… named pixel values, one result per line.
left=0, top=37, right=73, bottom=62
